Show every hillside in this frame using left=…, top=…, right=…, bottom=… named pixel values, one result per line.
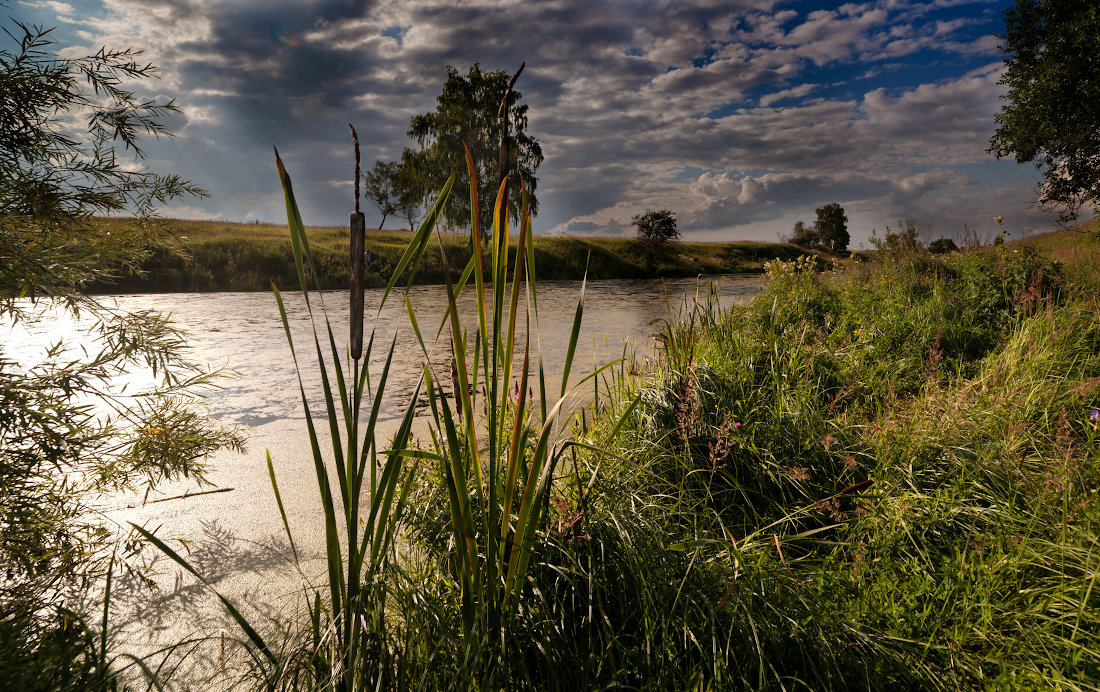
left=85, top=218, right=814, bottom=293
left=1007, top=216, right=1100, bottom=286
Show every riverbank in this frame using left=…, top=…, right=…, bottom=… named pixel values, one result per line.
left=119, top=217, right=1100, bottom=689
left=545, top=220, right=1100, bottom=688
left=84, top=217, right=814, bottom=293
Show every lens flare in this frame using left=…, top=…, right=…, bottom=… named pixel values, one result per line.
left=271, top=28, right=299, bottom=47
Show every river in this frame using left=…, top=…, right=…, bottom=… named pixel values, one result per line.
left=4, top=274, right=761, bottom=683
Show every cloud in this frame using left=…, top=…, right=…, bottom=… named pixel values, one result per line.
left=682, top=170, right=879, bottom=230
left=23, top=1, right=76, bottom=22
left=22, top=0, right=1043, bottom=246
left=758, top=83, right=818, bottom=106
left=157, top=203, right=225, bottom=220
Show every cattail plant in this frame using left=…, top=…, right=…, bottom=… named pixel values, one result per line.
left=132, top=64, right=632, bottom=689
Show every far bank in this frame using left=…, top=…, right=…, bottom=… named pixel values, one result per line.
left=86, top=218, right=818, bottom=293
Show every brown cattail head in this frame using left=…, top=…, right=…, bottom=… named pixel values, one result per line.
left=349, top=125, right=365, bottom=359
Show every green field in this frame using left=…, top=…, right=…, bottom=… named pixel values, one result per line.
left=86, top=217, right=813, bottom=293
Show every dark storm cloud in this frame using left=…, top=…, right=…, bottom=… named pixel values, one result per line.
left=51, top=0, right=1046, bottom=241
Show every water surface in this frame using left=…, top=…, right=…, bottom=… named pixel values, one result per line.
left=3, top=274, right=763, bottom=675
left=7, top=275, right=761, bottom=427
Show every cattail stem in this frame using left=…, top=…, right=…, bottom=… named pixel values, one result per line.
left=350, top=124, right=365, bottom=359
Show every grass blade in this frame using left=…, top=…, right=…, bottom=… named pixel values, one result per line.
left=267, top=450, right=300, bottom=565
left=560, top=255, right=589, bottom=399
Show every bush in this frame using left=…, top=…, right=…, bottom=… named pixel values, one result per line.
left=929, top=236, right=959, bottom=253
left=787, top=220, right=820, bottom=249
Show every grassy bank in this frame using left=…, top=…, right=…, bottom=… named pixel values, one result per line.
left=85, top=217, right=809, bottom=293
left=1008, top=219, right=1100, bottom=288
left=547, top=220, right=1100, bottom=689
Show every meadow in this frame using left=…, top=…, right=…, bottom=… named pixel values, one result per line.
left=86, top=217, right=808, bottom=293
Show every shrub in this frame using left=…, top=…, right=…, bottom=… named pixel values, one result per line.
left=929, top=236, right=959, bottom=253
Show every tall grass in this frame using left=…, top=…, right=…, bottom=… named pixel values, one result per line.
left=133, top=150, right=451, bottom=689
left=379, top=144, right=644, bottom=687
left=567, top=240, right=1100, bottom=689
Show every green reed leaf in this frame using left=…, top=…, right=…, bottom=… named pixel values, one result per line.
left=267, top=451, right=300, bottom=565
left=381, top=172, right=455, bottom=310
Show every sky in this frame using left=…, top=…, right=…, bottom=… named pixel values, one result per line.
left=10, top=0, right=1056, bottom=246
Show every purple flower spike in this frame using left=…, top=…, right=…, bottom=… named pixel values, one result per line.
left=1091, top=409, right=1099, bottom=421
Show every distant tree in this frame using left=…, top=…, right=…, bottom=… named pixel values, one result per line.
left=363, top=160, right=400, bottom=229
left=815, top=202, right=849, bottom=252
left=363, top=160, right=399, bottom=229
left=928, top=236, right=959, bottom=254
left=404, top=64, right=543, bottom=236
left=988, top=0, right=1100, bottom=222
left=634, top=208, right=680, bottom=251
left=393, top=163, right=423, bottom=230
left=787, top=220, right=820, bottom=249
left=363, top=160, right=420, bottom=230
